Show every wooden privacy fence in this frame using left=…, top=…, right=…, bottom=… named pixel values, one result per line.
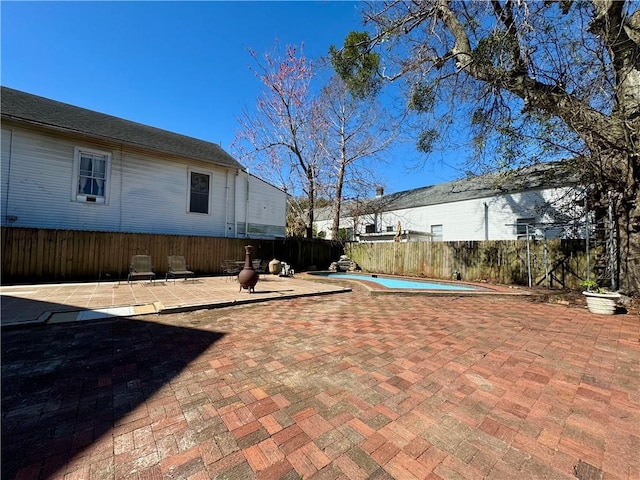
left=1, top=228, right=344, bottom=284
left=2, top=227, right=597, bottom=289
left=346, top=239, right=597, bottom=289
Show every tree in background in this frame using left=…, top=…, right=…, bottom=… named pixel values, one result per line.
left=313, top=75, right=396, bottom=240
left=235, top=41, right=399, bottom=241
left=234, top=43, right=321, bottom=239
left=331, top=1, right=639, bottom=294
left=287, top=196, right=332, bottom=238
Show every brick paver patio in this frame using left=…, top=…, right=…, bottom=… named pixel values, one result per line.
left=2, top=289, right=639, bottom=479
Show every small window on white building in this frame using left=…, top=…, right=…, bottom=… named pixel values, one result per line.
left=431, top=224, right=443, bottom=241
left=516, top=218, right=535, bottom=239
left=189, top=170, right=210, bottom=214
left=386, top=225, right=394, bottom=232
left=338, top=227, right=354, bottom=241
left=73, top=147, right=111, bottom=204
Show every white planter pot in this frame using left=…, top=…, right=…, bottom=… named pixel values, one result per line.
left=582, top=291, right=621, bottom=315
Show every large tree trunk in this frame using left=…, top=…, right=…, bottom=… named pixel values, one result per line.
left=331, top=166, right=346, bottom=240
left=588, top=148, right=640, bottom=295
left=616, top=187, right=640, bottom=295
left=306, top=171, right=316, bottom=239
left=435, top=0, right=640, bottom=294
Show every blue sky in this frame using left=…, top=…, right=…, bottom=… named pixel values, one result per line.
left=1, top=1, right=467, bottom=194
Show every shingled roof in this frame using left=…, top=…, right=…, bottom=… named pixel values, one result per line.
left=1, top=86, right=244, bottom=170
left=316, top=161, right=579, bottom=221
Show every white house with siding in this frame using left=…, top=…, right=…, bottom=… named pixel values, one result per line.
left=1, top=87, right=286, bottom=238
left=314, top=162, right=585, bottom=242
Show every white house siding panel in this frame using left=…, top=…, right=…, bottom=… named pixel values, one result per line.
left=315, top=218, right=333, bottom=238
left=375, top=189, right=573, bottom=241
left=234, top=172, right=286, bottom=238
left=1, top=125, right=255, bottom=236
left=1, top=126, right=123, bottom=231
left=316, top=186, right=579, bottom=241
left=224, top=170, right=237, bottom=237
left=1, top=128, right=13, bottom=223
left=378, top=200, right=484, bottom=241
left=118, top=151, right=229, bottom=236
left=4, top=123, right=287, bottom=237
left=235, top=172, right=247, bottom=236
left=246, top=174, right=286, bottom=237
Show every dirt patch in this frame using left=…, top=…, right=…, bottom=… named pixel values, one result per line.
left=526, top=286, right=639, bottom=315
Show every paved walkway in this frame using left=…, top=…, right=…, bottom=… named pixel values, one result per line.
left=2, top=280, right=639, bottom=479
left=0, top=274, right=351, bottom=327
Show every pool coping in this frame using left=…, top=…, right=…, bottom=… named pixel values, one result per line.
left=302, top=271, right=531, bottom=296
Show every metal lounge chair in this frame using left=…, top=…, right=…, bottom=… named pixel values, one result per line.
left=252, top=258, right=266, bottom=273
left=128, top=255, right=156, bottom=283
left=221, top=260, right=242, bottom=281
left=166, top=255, right=194, bottom=283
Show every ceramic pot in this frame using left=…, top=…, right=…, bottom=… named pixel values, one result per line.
left=582, top=291, right=620, bottom=315
left=268, top=258, right=282, bottom=275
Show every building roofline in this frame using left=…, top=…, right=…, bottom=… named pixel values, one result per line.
left=1, top=86, right=245, bottom=171
left=314, top=161, right=581, bottom=221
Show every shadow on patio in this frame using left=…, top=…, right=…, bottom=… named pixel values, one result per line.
left=1, top=300, right=224, bottom=479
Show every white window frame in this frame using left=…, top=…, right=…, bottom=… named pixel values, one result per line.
left=187, top=168, right=212, bottom=215
left=72, top=147, right=111, bottom=204
left=516, top=217, right=536, bottom=239
left=431, top=224, right=443, bottom=242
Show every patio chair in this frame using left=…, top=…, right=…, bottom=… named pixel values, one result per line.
left=166, top=255, right=194, bottom=283
left=128, top=255, right=156, bottom=283
left=221, top=260, right=242, bottom=281
left=252, top=258, right=267, bottom=273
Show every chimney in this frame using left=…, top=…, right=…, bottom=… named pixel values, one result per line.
left=375, top=186, right=384, bottom=197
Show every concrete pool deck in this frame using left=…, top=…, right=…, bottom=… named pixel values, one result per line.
left=2, top=286, right=638, bottom=480
left=0, top=274, right=352, bottom=327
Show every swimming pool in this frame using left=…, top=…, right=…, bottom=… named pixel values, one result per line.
left=312, top=272, right=483, bottom=291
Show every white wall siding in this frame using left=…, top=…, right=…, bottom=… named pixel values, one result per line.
left=224, top=170, right=237, bottom=237
left=3, top=125, right=286, bottom=237
left=375, top=190, right=578, bottom=241
left=1, top=128, right=13, bottom=224
left=314, top=186, right=582, bottom=241
left=235, top=172, right=286, bottom=238
left=246, top=174, right=287, bottom=237
left=315, top=218, right=333, bottom=239
left=1, top=127, right=123, bottom=231
left=118, top=151, right=229, bottom=236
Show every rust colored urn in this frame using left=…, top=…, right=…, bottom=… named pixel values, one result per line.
left=237, top=245, right=259, bottom=293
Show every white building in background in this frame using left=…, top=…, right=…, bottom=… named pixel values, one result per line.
left=1, top=87, right=286, bottom=238
left=314, top=162, right=585, bottom=242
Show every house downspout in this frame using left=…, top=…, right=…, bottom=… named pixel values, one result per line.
left=245, top=171, right=250, bottom=237
left=484, top=202, right=489, bottom=240
left=233, top=169, right=240, bottom=237
left=225, top=170, right=230, bottom=238
left=119, top=144, right=124, bottom=231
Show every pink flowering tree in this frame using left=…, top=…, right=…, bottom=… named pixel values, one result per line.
left=233, top=43, right=322, bottom=238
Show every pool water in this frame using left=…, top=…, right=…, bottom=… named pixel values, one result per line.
left=316, top=273, right=480, bottom=291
